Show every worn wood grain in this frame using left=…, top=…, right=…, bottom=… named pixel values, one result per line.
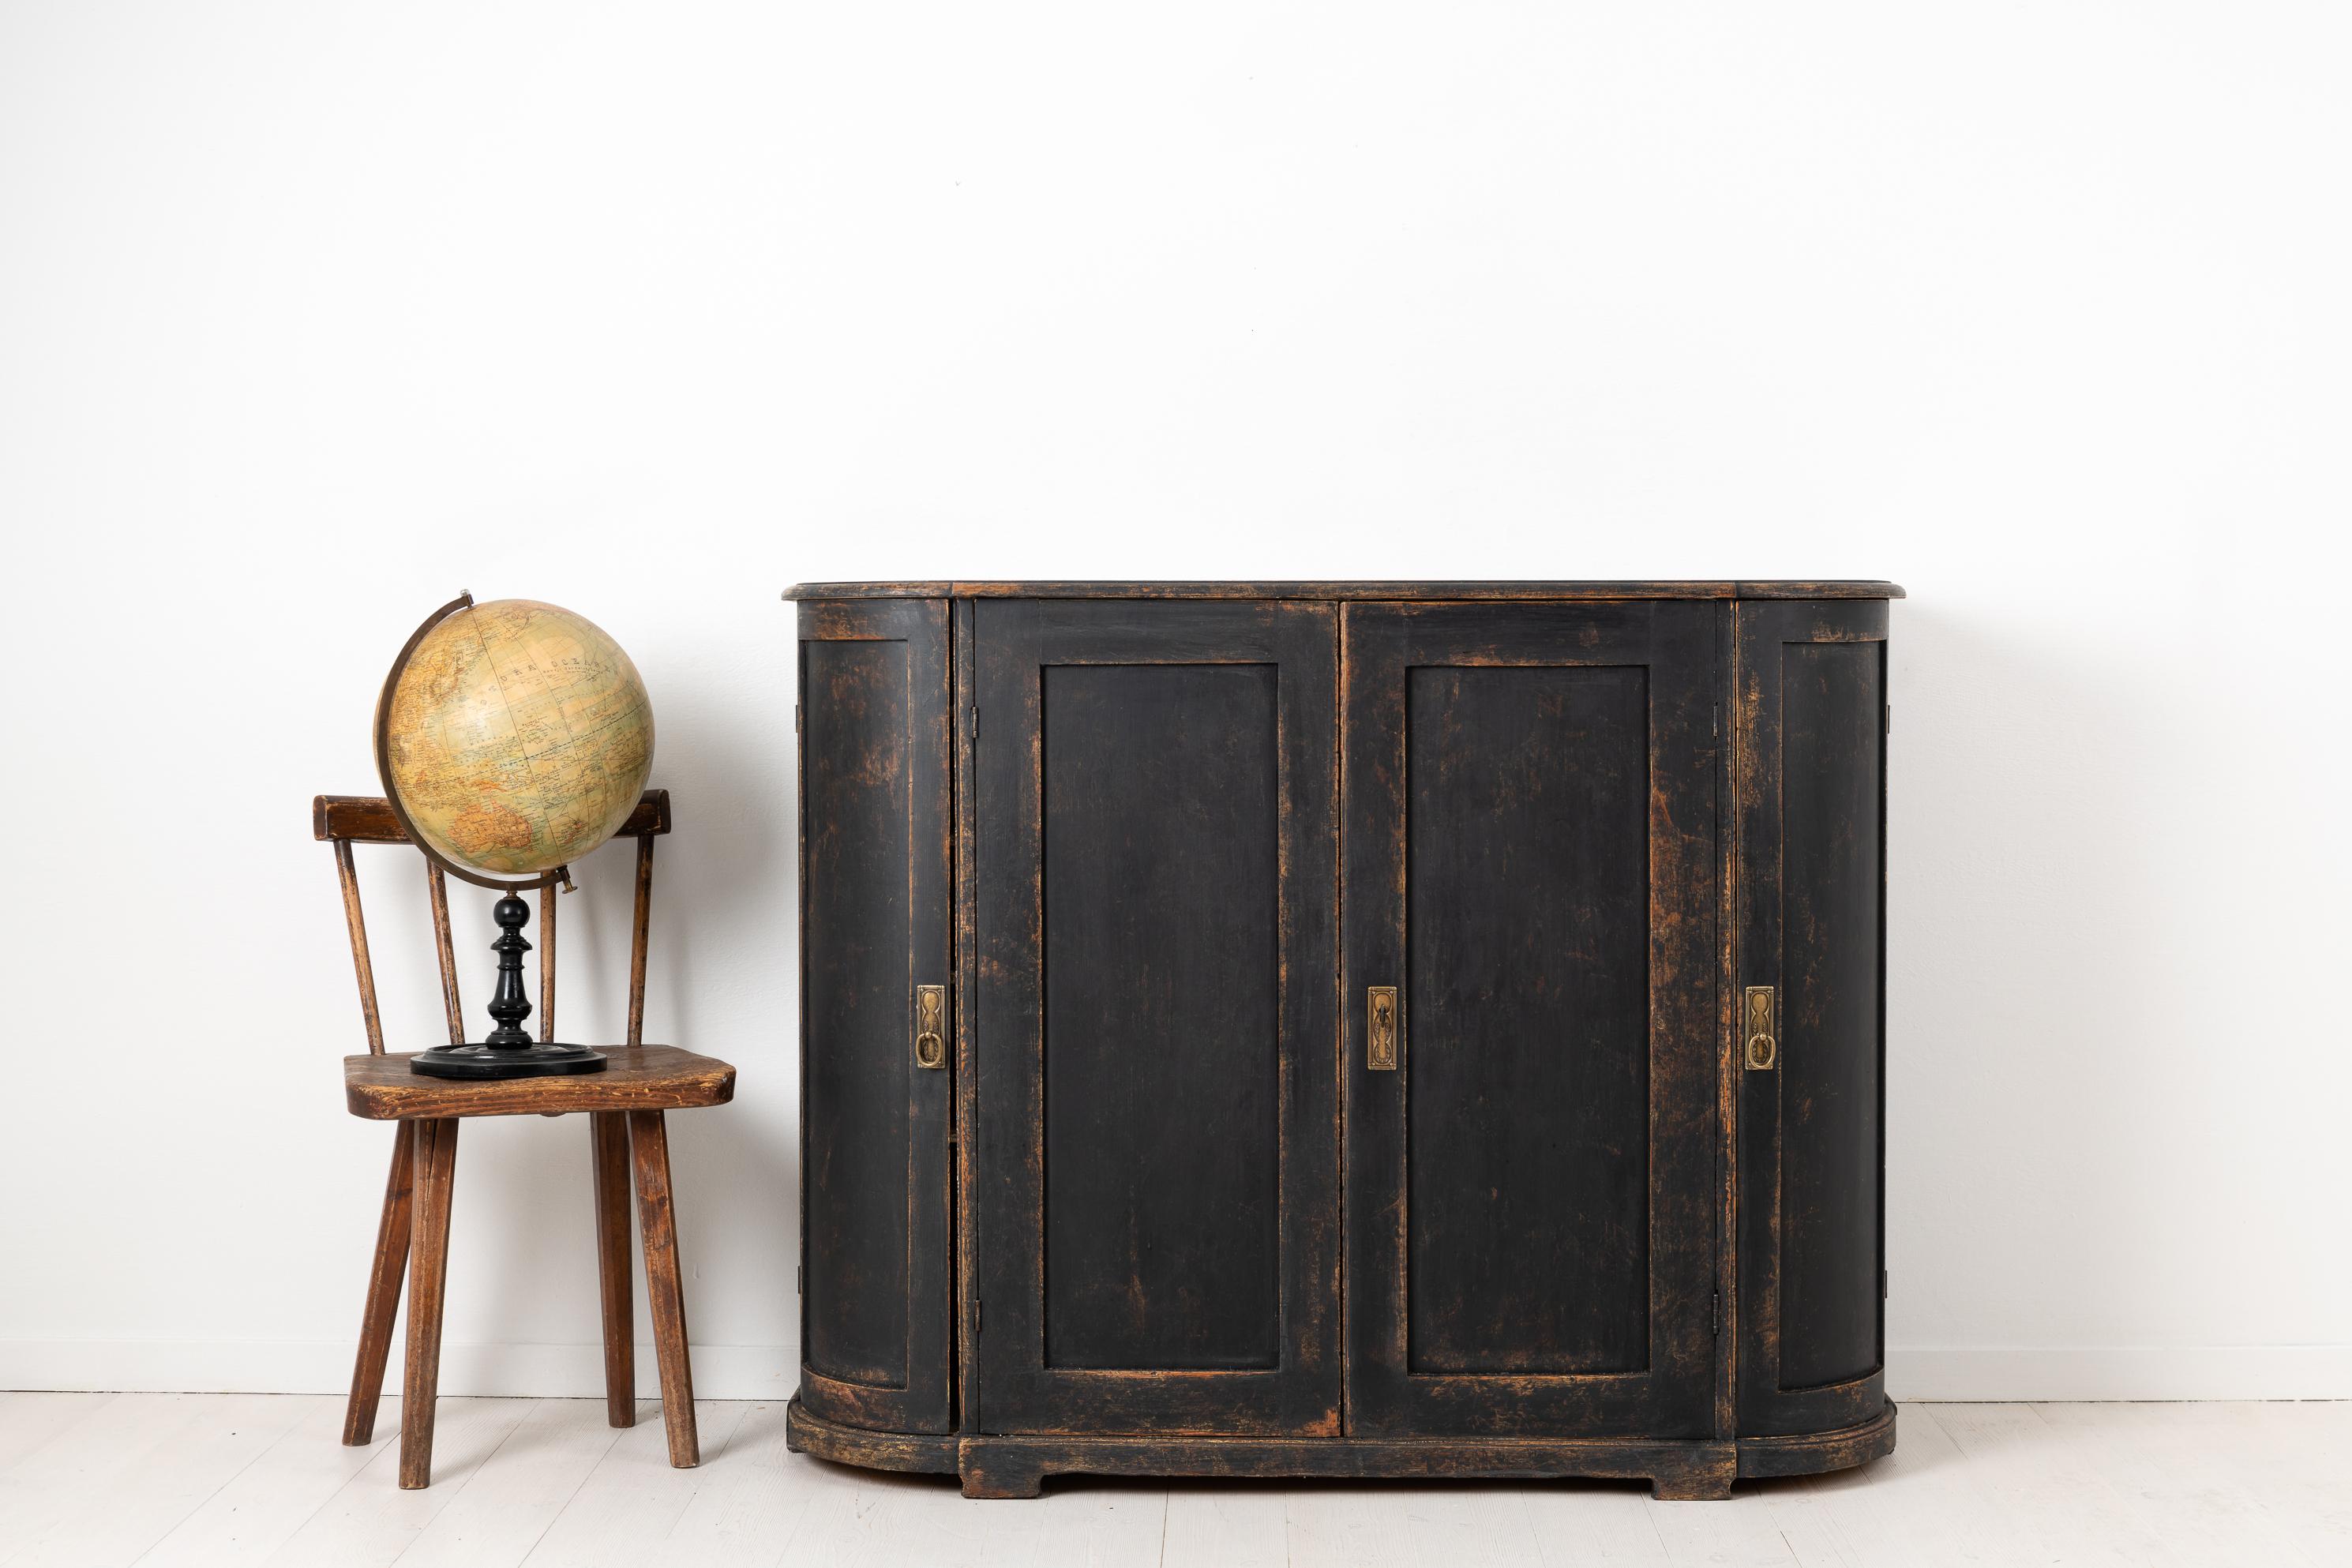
left=1715, top=602, right=1741, bottom=1442
left=1341, top=599, right=1717, bottom=1439
left=1041, top=658, right=1281, bottom=1371
left=799, top=634, right=912, bottom=1390
left=343, top=1045, right=734, bottom=1120
left=973, top=598, right=1340, bottom=1437
left=781, top=1396, right=1889, bottom=1501
left=628, top=1108, right=700, bottom=1468
left=1735, top=599, right=1890, bottom=1439
left=627, top=835, right=655, bottom=1047
left=331, top=841, right=386, bottom=1056
left=794, top=596, right=954, bottom=1435
left=1780, top=639, right=1885, bottom=1388
left=340, top=1121, right=413, bottom=1446
left=1735, top=1400, right=1898, bottom=1479
left=400, top=1117, right=458, bottom=1489
left=793, top=584, right=1897, bottom=1496
left=953, top=596, right=980, bottom=1439
left=321, top=778, right=730, bottom=1488
left=591, top=1111, right=636, bottom=1429
left=313, top=789, right=673, bottom=845
left=426, top=864, right=464, bottom=1046
left=1400, top=659, right=1650, bottom=1376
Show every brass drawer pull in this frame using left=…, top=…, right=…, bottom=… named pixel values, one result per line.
left=914, top=984, right=947, bottom=1070
left=1744, top=985, right=1776, bottom=1071
left=1367, top=986, right=1399, bottom=1071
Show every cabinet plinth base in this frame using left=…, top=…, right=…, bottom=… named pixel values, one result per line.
left=783, top=1396, right=1895, bottom=1500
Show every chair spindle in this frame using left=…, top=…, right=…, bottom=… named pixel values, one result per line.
left=627, top=835, right=655, bottom=1047
left=333, top=839, right=386, bottom=1056
left=426, top=863, right=466, bottom=1046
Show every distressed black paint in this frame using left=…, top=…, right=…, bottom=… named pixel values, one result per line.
left=1778, top=642, right=1885, bottom=1390
left=793, top=583, right=1899, bottom=1492
left=1404, top=665, right=1651, bottom=1375
left=973, top=599, right=1340, bottom=1436
left=801, top=637, right=912, bottom=1390
left=1042, top=662, right=1282, bottom=1371
left=1735, top=598, right=1891, bottom=1439
left=1344, top=601, right=1718, bottom=1440
left=797, top=598, right=955, bottom=1435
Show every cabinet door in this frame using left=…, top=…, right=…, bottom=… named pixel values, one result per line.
left=1343, top=602, right=1718, bottom=1439
left=973, top=600, right=1340, bottom=1435
left=797, top=598, right=955, bottom=1432
left=1734, top=600, right=1889, bottom=1435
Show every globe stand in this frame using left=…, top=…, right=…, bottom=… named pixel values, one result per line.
left=410, top=895, right=608, bottom=1079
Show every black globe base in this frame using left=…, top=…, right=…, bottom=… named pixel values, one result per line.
left=405, top=889, right=608, bottom=1080
left=410, top=1041, right=608, bottom=1079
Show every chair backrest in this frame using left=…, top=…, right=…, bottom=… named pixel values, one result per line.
left=313, top=790, right=673, bottom=1054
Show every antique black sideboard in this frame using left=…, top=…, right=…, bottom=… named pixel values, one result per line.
left=784, top=582, right=1899, bottom=1499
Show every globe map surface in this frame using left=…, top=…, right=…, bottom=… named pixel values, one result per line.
left=382, top=599, right=655, bottom=878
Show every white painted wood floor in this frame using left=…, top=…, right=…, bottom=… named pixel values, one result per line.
left=0, top=1394, right=2344, bottom=1567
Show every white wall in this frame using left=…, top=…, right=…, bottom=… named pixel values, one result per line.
left=2, top=2, right=2346, bottom=1403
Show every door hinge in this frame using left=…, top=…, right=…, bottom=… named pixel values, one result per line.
left=794, top=703, right=802, bottom=733
left=796, top=1265, right=802, bottom=1295
left=1882, top=1269, right=1890, bottom=1300
left=1885, top=704, right=1892, bottom=734
left=1712, top=702, right=1720, bottom=739
left=1712, top=1290, right=1721, bottom=1336
left=970, top=707, right=978, bottom=737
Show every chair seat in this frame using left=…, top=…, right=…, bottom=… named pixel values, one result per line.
left=344, top=1045, right=736, bottom=1120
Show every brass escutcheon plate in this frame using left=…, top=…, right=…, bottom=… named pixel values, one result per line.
left=915, top=984, right=947, bottom=1070
left=1743, top=985, right=1776, bottom=1071
left=1367, top=985, right=1399, bottom=1071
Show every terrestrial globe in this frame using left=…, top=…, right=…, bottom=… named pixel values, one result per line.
left=374, top=594, right=655, bottom=1078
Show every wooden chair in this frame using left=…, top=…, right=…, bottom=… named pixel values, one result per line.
left=315, top=790, right=736, bottom=1489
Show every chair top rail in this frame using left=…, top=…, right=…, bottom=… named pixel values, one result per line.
left=314, top=790, right=671, bottom=845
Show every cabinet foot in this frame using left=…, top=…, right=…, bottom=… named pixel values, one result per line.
left=960, top=1458, right=1045, bottom=1499
left=1651, top=1469, right=1736, bottom=1502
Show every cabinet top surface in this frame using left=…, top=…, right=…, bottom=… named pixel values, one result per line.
left=784, top=580, right=1904, bottom=602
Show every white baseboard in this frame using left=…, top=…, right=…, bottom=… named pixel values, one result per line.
left=6, top=1340, right=2347, bottom=1402
left=0, top=1340, right=801, bottom=1401
left=1887, top=1345, right=2352, bottom=1401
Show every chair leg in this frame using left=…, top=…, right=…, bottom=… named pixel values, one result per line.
left=400, top=1118, right=460, bottom=1490
left=343, top=1121, right=417, bottom=1446
left=626, top=1109, right=698, bottom=1468
left=590, top=1111, right=636, bottom=1429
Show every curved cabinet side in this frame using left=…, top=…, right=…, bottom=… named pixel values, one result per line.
left=797, top=598, right=954, bottom=1432
left=1734, top=599, right=1891, bottom=1439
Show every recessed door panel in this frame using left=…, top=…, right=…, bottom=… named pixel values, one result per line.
left=1405, top=665, right=1652, bottom=1375
left=975, top=600, right=1339, bottom=1435
left=1735, top=600, right=1889, bottom=1436
left=797, top=598, right=954, bottom=1433
left=1344, top=601, right=1718, bottom=1439
left=1043, top=662, right=1282, bottom=1371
